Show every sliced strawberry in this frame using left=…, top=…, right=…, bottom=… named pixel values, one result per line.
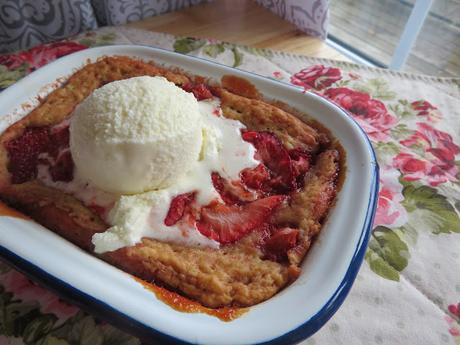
left=88, top=204, right=107, bottom=219
left=211, top=172, right=258, bottom=205
left=182, top=83, right=213, bottom=101
left=252, top=223, right=274, bottom=247
left=49, top=150, right=74, bottom=182
left=242, top=131, right=295, bottom=192
left=49, top=124, right=70, bottom=157
left=240, top=164, right=271, bottom=191
left=212, top=108, right=220, bottom=117
left=5, top=127, right=50, bottom=184
left=289, top=149, right=311, bottom=180
left=164, top=192, right=196, bottom=226
left=212, top=172, right=239, bottom=205
left=197, top=195, right=286, bottom=244
left=264, top=227, right=299, bottom=261
left=240, top=130, right=256, bottom=142
left=51, top=124, right=70, bottom=147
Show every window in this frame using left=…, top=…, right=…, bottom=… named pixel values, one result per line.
left=328, top=0, right=460, bottom=76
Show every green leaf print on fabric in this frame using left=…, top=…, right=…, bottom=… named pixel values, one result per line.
left=401, top=183, right=460, bottom=234
left=199, top=42, right=243, bottom=66
left=0, top=286, right=140, bottom=344
left=0, top=287, right=40, bottom=337
left=100, top=325, right=141, bottom=345
left=391, top=124, right=414, bottom=141
left=202, top=43, right=225, bottom=58
left=389, top=100, right=415, bottom=119
left=366, top=226, right=409, bottom=281
left=0, top=64, right=27, bottom=89
left=174, top=37, right=206, bottom=54
left=354, top=78, right=397, bottom=101
left=36, top=335, right=70, bottom=345
left=374, top=142, right=400, bottom=162
left=231, top=47, right=243, bottom=67
left=240, top=46, right=273, bottom=58
left=39, top=336, right=70, bottom=345
left=78, top=33, right=117, bottom=48
left=333, top=79, right=351, bottom=88
left=48, top=311, right=140, bottom=345
left=23, top=314, right=58, bottom=344
left=50, top=314, right=103, bottom=345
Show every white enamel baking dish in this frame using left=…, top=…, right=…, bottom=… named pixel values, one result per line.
left=0, top=45, right=378, bottom=345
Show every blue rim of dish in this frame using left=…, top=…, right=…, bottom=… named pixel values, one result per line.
left=0, top=46, right=380, bottom=345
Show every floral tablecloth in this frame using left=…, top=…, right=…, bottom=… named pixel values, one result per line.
left=0, top=27, right=459, bottom=345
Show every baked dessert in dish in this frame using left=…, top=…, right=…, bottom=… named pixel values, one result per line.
left=0, top=56, right=343, bottom=309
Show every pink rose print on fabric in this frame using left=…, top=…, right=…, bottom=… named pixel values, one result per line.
left=374, top=169, right=408, bottom=227
left=272, top=71, right=283, bottom=79
left=401, top=123, right=460, bottom=164
left=393, top=151, right=458, bottom=187
left=393, top=152, right=431, bottom=181
left=290, top=65, right=341, bottom=90
left=394, top=123, right=460, bottom=186
left=446, top=302, right=460, bottom=338
left=0, top=41, right=88, bottom=72
left=323, top=87, right=398, bottom=141
left=411, top=100, right=442, bottom=122
left=0, top=53, right=25, bottom=70
left=2, top=270, right=78, bottom=320
left=446, top=315, right=460, bottom=337
left=449, top=302, right=460, bottom=319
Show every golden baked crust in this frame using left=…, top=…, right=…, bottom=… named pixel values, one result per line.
left=0, top=57, right=341, bottom=308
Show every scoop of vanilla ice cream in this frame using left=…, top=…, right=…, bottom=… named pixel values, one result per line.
left=70, top=76, right=203, bottom=194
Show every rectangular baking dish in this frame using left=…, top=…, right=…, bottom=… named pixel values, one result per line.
left=0, top=45, right=378, bottom=345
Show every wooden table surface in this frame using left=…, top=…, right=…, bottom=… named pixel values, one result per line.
left=127, top=0, right=350, bottom=62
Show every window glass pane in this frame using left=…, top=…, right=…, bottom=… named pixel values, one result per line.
left=329, top=0, right=460, bottom=76
left=406, top=0, right=460, bottom=77
left=329, top=0, right=413, bottom=66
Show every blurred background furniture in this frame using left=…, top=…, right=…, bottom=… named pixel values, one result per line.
left=125, top=0, right=346, bottom=60
left=0, top=0, right=99, bottom=53
left=0, top=0, right=331, bottom=53
left=328, top=0, right=459, bottom=76
left=90, top=0, right=212, bottom=26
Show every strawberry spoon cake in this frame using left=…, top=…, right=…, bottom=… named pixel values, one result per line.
left=0, top=57, right=343, bottom=309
